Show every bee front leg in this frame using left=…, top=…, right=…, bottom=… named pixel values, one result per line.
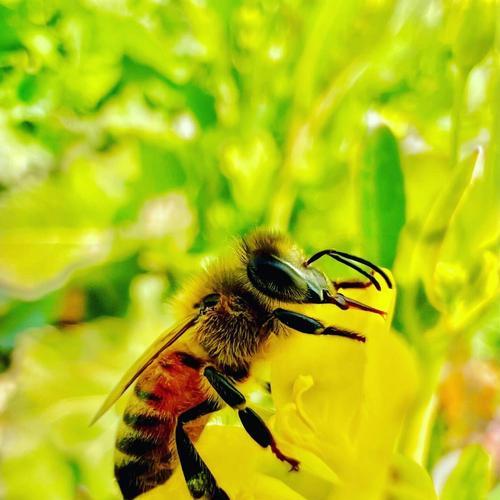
left=273, top=308, right=366, bottom=342
left=332, top=278, right=373, bottom=290
left=176, top=400, right=229, bottom=500
left=325, top=292, right=387, bottom=318
left=204, top=367, right=300, bottom=471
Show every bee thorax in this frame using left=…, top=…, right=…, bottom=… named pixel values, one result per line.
left=196, top=295, right=270, bottom=370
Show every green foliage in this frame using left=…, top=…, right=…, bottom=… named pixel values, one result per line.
left=0, top=0, right=498, bottom=498
left=441, top=445, right=492, bottom=500
left=452, top=0, right=496, bottom=73
left=359, top=124, right=405, bottom=267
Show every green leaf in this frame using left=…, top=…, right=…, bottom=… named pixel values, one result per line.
left=1, top=439, right=75, bottom=500
left=431, top=148, right=499, bottom=328
left=394, top=148, right=477, bottom=294
left=185, top=84, right=217, bottom=128
left=359, top=124, right=406, bottom=267
left=0, top=293, right=60, bottom=350
left=113, top=142, right=187, bottom=224
left=487, top=483, right=500, bottom=500
left=441, top=445, right=491, bottom=500
left=17, top=75, right=38, bottom=103
left=0, top=6, right=22, bottom=52
left=0, top=145, right=138, bottom=298
left=453, top=0, right=496, bottom=73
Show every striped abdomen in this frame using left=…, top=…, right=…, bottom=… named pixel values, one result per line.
left=114, top=351, right=209, bottom=499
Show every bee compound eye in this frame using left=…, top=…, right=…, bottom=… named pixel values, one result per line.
left=247, top=254, right=308, bottom=301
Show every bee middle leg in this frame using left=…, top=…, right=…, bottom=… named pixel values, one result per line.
left=273, top=308, right=366, bottom=343
left=204, top=367, right=300, bottom=471
left=176, top=400, right=229, bottom=500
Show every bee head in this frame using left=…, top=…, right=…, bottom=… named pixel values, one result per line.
left=241, top=229, right=329, bottom=303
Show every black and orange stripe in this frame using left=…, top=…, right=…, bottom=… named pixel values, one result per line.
left=114, top=402, right=176, bottom=498
left=114, top=350, right=210, bottom=499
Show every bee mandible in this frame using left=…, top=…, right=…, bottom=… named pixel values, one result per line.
left=92, top=229, right=392, bottom=499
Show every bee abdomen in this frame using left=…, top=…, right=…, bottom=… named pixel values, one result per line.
left=114, top=458, right=174, bottom=500
left=115, top=410, right=177, bottom=499
left=123, top=411, right=166, bottom=430
left=114, top=350, right=209, bottom=498
left=116, top=435, right=158, bottom=456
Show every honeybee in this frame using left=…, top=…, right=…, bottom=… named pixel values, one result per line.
left=92, top=229, right=392, bottom=499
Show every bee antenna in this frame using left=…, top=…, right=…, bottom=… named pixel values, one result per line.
left=329, top=250, right=393, bottom=289
left=332, top=255, right=382, bottom=291
left=306, top=250, right=392, bottom=290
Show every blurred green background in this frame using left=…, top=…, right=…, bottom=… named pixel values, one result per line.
left=0, top=0, right=498, bottom=498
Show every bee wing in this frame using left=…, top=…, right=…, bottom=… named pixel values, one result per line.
left=91, top=314, right=198, bottom=425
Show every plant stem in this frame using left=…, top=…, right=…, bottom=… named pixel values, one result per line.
left=450, top=67, right=469, bottom=168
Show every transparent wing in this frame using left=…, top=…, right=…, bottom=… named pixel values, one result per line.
left=91, top=314, right=198, bottom=424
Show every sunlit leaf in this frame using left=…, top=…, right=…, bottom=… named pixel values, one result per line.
left=433, top=148, right=500, bottom=329
left=452, top=0, right=496, bottom=73
left=0, top=145, right=138, bottom=298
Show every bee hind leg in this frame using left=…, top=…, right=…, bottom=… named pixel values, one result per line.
left=204, top=367, right=300, bottom=471
left=176, top=400, right=229, bottom=500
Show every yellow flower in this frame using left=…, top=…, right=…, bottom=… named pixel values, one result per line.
left=144, top=274, right=435, bottom=500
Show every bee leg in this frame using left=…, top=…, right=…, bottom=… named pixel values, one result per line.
left=176, top=400, right=229, bottom=500
left=273, top=308, right=366, bottom=342
left=204, top=367, right=300, bottom=471
left=325, top=291, right=387, bottom=318
left=333, top=279, right=373, bottom=290
left=238, top=407, right=300, bottom=471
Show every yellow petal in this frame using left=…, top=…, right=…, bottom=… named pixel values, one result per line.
left=329, top=328, right=418, bottom=500
left=267, top=272, right=420, bottom=500
left=144, top=411, right=338, bottom=499
left=385, top=454, right=437, bottom=500
left=234, top=475, right=307, bottom=500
